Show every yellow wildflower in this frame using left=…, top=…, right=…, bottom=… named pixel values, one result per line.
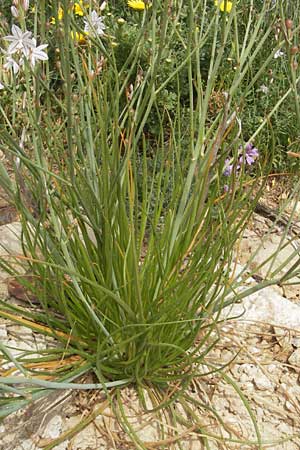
left=127, top=0, right=151, bottom=11
left=214, top=0, right=233, bottom=13
left=74, top=1, right=85, bottom=16
left=71, top=31, right=87, bottom=44
left=50, top=2, right=87, bottom=24
left=50, top=6, right=64, bottom=24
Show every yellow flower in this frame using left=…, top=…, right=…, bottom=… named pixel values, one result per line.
left=71, top=31, right=87, bottom=44
left=127, top=0, right=151, bottom=11
left=50, top=6, right=64, bottom=24
left=74, top=1, right=85, bottom=16
left=214, top=0, right=233, bottom=13
left=50, top=3, right=87, bottom=24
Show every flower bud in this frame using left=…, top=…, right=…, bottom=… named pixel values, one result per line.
left=117, top=18, right=125, bottom=25
left=11, top=5, right=19, bottom=17
left=22, top=0, right=29, bottom=11
left=285, top=19, right=293, bottom=30
left=291, top=45, right=299, bottom=55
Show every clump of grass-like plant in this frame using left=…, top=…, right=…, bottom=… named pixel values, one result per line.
left=1, top=0, right=300, bottom=447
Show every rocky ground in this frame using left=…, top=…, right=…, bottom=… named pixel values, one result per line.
left=1, top=187, right=300, bottom=449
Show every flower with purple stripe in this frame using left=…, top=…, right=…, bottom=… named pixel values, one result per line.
left=240, top=142, right=259, bottom=166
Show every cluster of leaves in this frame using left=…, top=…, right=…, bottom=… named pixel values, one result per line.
left=1, top=3, right=300, bottom=448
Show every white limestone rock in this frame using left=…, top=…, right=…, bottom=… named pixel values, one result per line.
left=223, top=286, right=300, bottom=330
left=42, top=415, right=63, bottom=439
left=288, top=348, right=300, bottom=368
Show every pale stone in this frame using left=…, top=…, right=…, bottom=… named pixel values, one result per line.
left=239, top=373, right=249, bottom=383
left=239, top=363, right=258, bottom=379
left=237, top=364, right=275, bottom=391
left=249, top=346, right=260, bottom=354
left=277, top=420, right=295, bottom=435
left=223, top=287, right=300, bottom=331
left=288, top=348, right=300, bottom=368
left=254, top=374, right=274, bottom=391
left=15, top=439, right=37, bottom=450
left=291, top=335, right=300, bottom=348
left=238, top=221, right=300, bottom=299
left=135, top=424, right=158, bottom=442
left=42, top=415, right=63, bottom=439
left=0, top=432, right=15, bottom=444
left=70, top=423, right=99, bottom=449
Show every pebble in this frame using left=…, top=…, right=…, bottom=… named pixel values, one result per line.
left=42, top=415, right=63, bottom=439
left=288, top=348, right=300, bottom=368
left=253, top=373, right=275, bottom=391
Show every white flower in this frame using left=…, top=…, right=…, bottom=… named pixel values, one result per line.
left=3, top=55, right=22, bottom=74
left=3, top=25, right=33, bottom=55
left=26, top=38, right=48, bottom=67
left=274, top=49, right=284, bottom=59
left=3, top=26, right=48, bottom=72
left=84, top=11, right=106, bottom=36
left=258, top=84, right=269, bottom=94
left=0, top=82, right=4, bottom=90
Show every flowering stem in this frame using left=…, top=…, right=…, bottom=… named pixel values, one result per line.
left=61, top=0, right=75, bottom=181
